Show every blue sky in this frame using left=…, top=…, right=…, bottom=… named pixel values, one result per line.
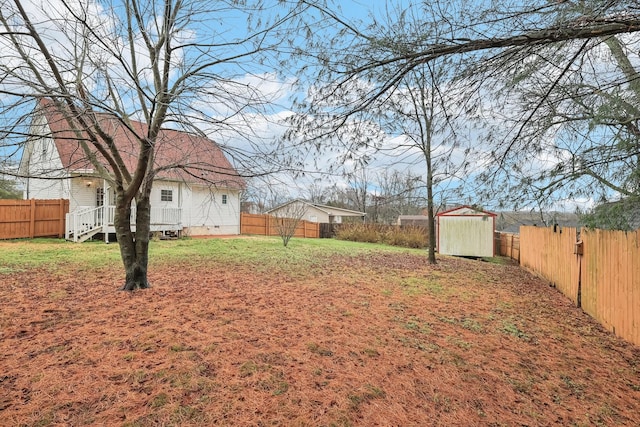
left=0, top=0, right=616, bottom=212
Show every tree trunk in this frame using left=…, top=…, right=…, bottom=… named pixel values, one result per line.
left=114, top=188, right=152, bottom=291
left=426, top=173, right=437, bottom=265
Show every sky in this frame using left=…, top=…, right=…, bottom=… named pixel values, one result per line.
left=1, top=0, right=627, bottom=213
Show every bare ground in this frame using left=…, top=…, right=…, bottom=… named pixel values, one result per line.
left=1, top=252, right=639, bottom=426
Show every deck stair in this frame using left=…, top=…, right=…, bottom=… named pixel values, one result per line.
left=65, top=206, right=104, bottom=242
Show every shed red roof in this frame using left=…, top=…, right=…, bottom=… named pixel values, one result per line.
left=37, top=99, right=245, bottom=190
left=436, top=205, right=496, bottom=217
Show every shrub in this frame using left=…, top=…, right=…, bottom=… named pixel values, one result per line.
left=335, top=224, right=429, bottom=249
left=334, top=223, right=381, bottom=243
left=386, top=226, right=429, bottom=248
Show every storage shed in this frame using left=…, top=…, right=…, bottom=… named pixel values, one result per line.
left=437, top=206, right=496, bottom=257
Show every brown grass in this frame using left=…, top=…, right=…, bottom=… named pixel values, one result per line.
left=1, top=246, right=639, bottom=426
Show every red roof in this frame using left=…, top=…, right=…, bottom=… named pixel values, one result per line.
left=38, top=99, right=245, bottom=189
left=436, top=205, right=496, bottom=217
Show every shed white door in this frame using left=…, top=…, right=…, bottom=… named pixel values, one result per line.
left=438, top=215, right=494, bottom=257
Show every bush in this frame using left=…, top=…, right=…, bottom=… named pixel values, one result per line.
left=334, top=223, right=381, bottom=243
left=386, top=227, right=428, bottom=248
left=335, top=224, right=429, bottom=249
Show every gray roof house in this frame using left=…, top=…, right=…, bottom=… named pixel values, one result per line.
left=266, top=200, right=366, bottom=224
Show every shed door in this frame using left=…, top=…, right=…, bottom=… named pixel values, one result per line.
left=438, top=216, right=493, bottom=257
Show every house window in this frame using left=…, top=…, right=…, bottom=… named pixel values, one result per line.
left=222, top=194, right=227, bottom=205
left=161, top=189, right=173, bottom=202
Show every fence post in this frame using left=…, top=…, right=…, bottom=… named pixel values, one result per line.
left=29, top=199, right=36, bottom=238
left=510, top=234, right=514, bottom=260
left=59, top=199, right=65, bottom=238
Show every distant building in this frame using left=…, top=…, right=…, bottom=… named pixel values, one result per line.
left=266, top=199, right=366, bottom=224
left=397, top=215, right=430, bottom=227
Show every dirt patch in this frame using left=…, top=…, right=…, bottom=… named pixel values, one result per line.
left=1, top=254, right=639, bottom=426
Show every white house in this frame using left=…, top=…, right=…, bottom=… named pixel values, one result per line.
left=266, top=199, right=366, bottom=224
left=19, top=99, right=245, bottom=242
left=437, top=205, right=496, bottom=257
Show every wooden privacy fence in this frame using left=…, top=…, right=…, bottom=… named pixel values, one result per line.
left=520, top=225, right=640, bottom=347
left=240, top=213, right=319, bottom=238
left=495, top=232, right=520, bottom=262
left=0, top=199, right=69, bottom=240
left=520, top=226, right=580, bottom=303
left=580, top=228, right=639, bottom=346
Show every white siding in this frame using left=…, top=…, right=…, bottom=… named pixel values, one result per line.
left=268, top=202, right=364, bottom=223
left=306, top=206, right=329, bottom=223
left=23, top=117, right=70, bottom=201
left=25, top=176, right=67, bottom=200
left=272, top=203, right=334, bottom=223
left=68, top=178, right=99, bottom=211
left=182, top=184, right=241, bottom=235
left=152, top=182, right=181, bottom=210
left=438, top=215, right=494, bottom=257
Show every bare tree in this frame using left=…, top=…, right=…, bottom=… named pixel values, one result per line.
left=298, top=0, right=640, bottom=113
left=271, top=200, right=308, bottom=247
left=289, top=0, right=640, bottom=213
left=303, top=181, right=330, bottom=204
left=372, top=44, right=470, bottom=263
left=374, top=170, right=425, bottom=224
left=345, top=166, right=371, bottom=216
left=0, top=0, right=300, bottom=290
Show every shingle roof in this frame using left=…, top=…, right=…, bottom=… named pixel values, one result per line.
left=266, top=199, right=366, bottom=216
left=38, top=99, right=245, bottom=189
left=436, top=205, right=496, bottom=217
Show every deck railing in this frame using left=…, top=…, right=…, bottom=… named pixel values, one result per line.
left=104, top=206, right=182, bottom=225
left=66, top=206, right=182, bottom=242
left=65, top=206, right=104, bottom=242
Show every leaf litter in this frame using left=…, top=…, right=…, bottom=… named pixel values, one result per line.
left=1, top=251, right=639, bottom=426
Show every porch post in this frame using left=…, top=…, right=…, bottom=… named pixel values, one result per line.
left=103, top=179, right=109, bottom=243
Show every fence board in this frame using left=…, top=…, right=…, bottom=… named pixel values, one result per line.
left=520, top=226, right=580, bottom=305
left=0, top=199, right=69, bottom=239
left=240, top=212, right=319, bottom=239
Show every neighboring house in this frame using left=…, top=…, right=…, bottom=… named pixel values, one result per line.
left=19, top=99, right=245, bottom=242
left=437, top=205, right=496, bottom=257
left=266, top=199, right=366, bottom=224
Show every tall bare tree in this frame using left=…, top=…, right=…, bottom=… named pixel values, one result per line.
left=0, top=0, right=300, bottom=290
left=374, top=170, right=425, bottom=224
left=379, top=61, right=467, bottom=263
left=290, top=0, right=640, bottom=213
